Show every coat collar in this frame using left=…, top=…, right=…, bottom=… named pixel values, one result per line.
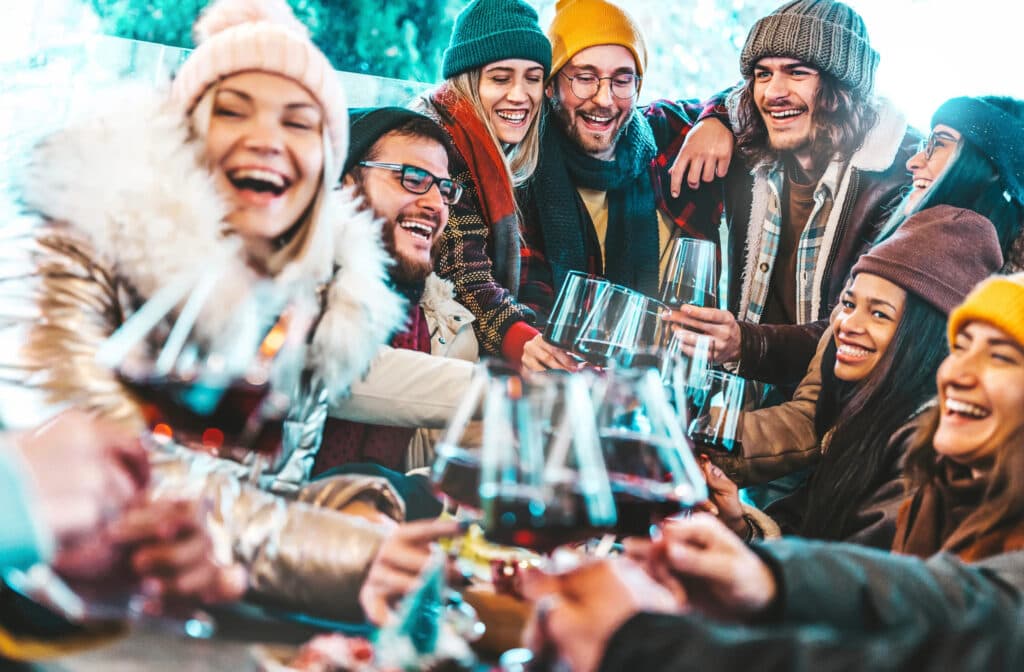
left=22, top=85, right=406, bottom=397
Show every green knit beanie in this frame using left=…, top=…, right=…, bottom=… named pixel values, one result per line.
left=740, top=0, right=879, bottom=97
left=441, top=0, right=552, bottom=80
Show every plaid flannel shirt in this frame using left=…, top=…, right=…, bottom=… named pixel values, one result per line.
left=742, top=162, right=841, bottom=325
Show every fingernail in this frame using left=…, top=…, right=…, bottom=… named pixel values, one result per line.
left=712, top=465, right=723, bottom=477
left=671, top=190, right=679, bottom=198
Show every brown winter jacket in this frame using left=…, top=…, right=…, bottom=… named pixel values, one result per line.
left=710, top=328, right=828, bottom=486
left=723, top=103, right=920, bottom=387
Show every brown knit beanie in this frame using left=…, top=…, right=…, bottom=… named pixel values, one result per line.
left=850, top=205, right=1004, bottom=315
left=740, top=0, right=879, bottom=98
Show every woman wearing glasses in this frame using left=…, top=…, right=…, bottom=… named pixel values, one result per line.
left=10, top=0, right=416, bottom=622
left=412, top=0, right=578, bottom=369
left=883, top=95, right=1024, bottom=271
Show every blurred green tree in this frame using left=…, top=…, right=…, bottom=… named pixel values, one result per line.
left=88, top=0, right=468, bottom=82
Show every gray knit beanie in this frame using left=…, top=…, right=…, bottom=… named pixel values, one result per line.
left=740, top=0, right=879, bottom=97
left=442, top=0, right=552, bottom=80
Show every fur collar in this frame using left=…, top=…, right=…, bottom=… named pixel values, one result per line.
left=22, top=86, right=406, bottom=398
left=736, top=99, right=909, bottom=323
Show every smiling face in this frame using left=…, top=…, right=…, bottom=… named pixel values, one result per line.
left=904, top=124, right=961, bottom=210
left=547, top=45, right=637, bottom=159
left=933, top=321, right=1024, bottom=472
left=204, top=72, right=324, bottom=257
left=349, top=131, right=450, bottom=283
left=477, top=59, right=544, bottom=146
left=831, top=273, right=908, bottom=382
left=753, top=57, right=822, bottom=166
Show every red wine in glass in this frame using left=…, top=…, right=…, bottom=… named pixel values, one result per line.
left=662, top=287, right=718, bottom=310
left=119, top=373, right=283, bottom=461
left=689, top=431, right=743, bottom=454
left=432, top=446, right=482, bottom=511
left=482, top=488, right=607, bottom=554
left=610, top=478, right=688, bottom=537
left=575, top=339, right=632, bottom=369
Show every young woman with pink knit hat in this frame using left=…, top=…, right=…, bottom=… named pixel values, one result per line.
left=9, top=0, right=418, bottom=622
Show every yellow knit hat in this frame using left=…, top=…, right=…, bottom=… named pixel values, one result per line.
left=947, top=273, right=1024, bottom=349
left=547, top=0, right=648, bottom=85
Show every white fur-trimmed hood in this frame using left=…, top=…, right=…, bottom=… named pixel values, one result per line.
left=21, top=85, right=406, bottom=397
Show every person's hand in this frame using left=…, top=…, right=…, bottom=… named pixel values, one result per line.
left=668, top=117, right=733, bottom=196
left=698, top=455, right=748, bottom=537
left=657, top=514, right=777, bottom=620
left=521, top=559, right=678, bottom=672
left=111, top=499, right=247, bottom=607
left=663, top=305, right=742, bottom=363
left=358, top=518, right=462, bottom=625
left=12, top=411, right=149, bottom=547
left=521, top=334, right=580, bottom=372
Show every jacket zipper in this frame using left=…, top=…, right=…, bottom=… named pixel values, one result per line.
left=820, top=168, right=859, bottom=319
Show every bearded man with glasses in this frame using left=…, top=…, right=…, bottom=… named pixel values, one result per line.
left=312, top=107, right=480, bottom=481
left=516, top=0, right=734, bottom=372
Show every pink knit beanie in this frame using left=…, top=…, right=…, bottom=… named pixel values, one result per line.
left=170, top=0, right=348, bottom=182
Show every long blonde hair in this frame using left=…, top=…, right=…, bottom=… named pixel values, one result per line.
left=448, top=69, right=542, bottom=187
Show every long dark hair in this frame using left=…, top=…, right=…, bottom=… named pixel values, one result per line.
left=880, top=97, right=1024, bottom=257
left=799, top=291, right=949, bottom=540
left=728, top=71, right=880, bottom=169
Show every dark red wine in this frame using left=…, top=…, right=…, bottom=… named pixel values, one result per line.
left=482, top=491, right=606, bottom=553
left=661, top=287, right=718, bottom=310
left=432, top=448, right=482, bottom=510
left=610, top=479, right=687, bottom=537
left=543, top=322, right=581, bottom=351
left=689, top=431, right=742, bottom=454
left=576, top=339, right=631, bottom=368
left=120, top=374, right=282, bottom=458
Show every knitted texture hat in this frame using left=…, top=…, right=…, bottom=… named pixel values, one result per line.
left=171, top=0, right=348, bottom=183
left=441, top=0, right=552, bottom=79
left=947, top=273, right=1024, bottom=350
left=345, top=107, right=440, bottom=176
left=932, top=96, right=1024, bottom=207
left=851, top=205, right=1004, bottom=315
left=740, top=0, right=879, bottom=97
left=548, top=0, right=647, bottom=83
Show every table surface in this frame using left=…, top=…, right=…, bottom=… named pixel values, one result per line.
left=20, top=603, right=339, bottom=672
left=17, top=603, right=495, bottom=672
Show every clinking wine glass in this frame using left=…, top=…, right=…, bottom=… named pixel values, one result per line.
left=478, top=370, right=617, bottom=555
left=687, top=370, right=751, bottom=454
left=544, top=271, right=610, bottom=351
left=660, top=237, right=718, bottom=309
left=574, top=284, right=647, bottom=368
left=593, top=366, right=708, bottom=537
left=97, top=265, right=314, bottom=483
left=430, top=360, right=521, bottom=512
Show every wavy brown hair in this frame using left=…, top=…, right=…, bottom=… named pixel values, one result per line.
left=728, top=71, right=880, bottom=169
left=903, top=403, right=1024, bottom=550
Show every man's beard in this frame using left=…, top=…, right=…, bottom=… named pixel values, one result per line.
left=550, top=96, right=627, bottom=158
left=382, top=219, right=436, bottom=285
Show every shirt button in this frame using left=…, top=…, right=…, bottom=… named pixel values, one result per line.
left=438, top=337, right=447, bottom=344
left=453, top=315, right=462, bottom=322
left=759, top=262, right=769, bottom=272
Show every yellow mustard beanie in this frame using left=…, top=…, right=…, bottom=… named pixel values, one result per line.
left=947, top=273, right=1024, bottom=349
left=547, top=0, right=647, bottom=85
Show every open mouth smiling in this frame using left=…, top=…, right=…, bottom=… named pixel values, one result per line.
left=227, top=167, right=292, bottom=197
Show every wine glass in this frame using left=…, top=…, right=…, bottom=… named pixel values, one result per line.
left=544, top=271, right=609, bottom=351
left=96, top=266, right=314, bottom=483
left=574, top=284, right=647, bottom=368
left=687, top=370, right=752, bottom=454
left=430, top=359, right=519, bottom=513
left=478, top=370, right=617, bottom=555
left=660, top=237, right=718, bottom=309
left=593, top=366, right=708, bottom=538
